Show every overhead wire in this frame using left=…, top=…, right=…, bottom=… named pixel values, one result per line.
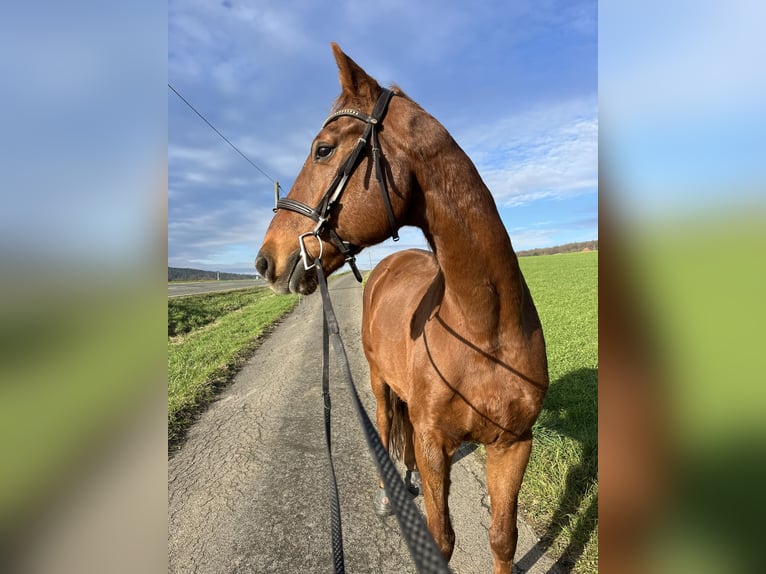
left=168, top=83, right=281, bottom=193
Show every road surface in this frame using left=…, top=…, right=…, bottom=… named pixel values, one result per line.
left=168, top=279, right=265, bottom=298
left=168, top=273, right=560, bottom=573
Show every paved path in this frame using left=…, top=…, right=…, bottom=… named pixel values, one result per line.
left=168, top=273, right=560, bottom=573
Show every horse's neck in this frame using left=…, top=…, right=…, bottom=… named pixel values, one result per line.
left=414, top=141, right=525, bottom=343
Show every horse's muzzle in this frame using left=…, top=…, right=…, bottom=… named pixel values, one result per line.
left=255, top=249, right=318, bottom=295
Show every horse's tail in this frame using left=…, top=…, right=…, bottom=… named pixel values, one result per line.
left=388, top=389, right=408, bottom=461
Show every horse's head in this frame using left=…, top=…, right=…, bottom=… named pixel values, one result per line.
left=256, top=43, right=418, bottom=295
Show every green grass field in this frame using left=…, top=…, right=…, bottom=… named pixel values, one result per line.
left=519, top=251, right=598, bottom=573
left=168, top=287, right=299, bottom=443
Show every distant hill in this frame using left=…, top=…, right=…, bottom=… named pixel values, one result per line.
left=516, top=240, right=598, bottom=257
left=168, top=267, right=259, bottom=282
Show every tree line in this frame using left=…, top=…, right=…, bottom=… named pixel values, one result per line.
left=516, top=240, right=598, bottom=257
left=168, top=267, right=259, bottom=282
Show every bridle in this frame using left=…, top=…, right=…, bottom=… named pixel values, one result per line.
left=274, top=88, right=399, bottom=283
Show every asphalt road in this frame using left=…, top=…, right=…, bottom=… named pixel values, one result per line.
left=168, top=279, right=265, bottom=298
left=168, top=273, right=560, bottom=573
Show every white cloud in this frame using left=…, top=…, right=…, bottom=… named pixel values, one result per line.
left=508, top=228, right=565, bottom=251
left=458, top=98, right=598, bottom=206
left=236, top=132, right=311, bottom=182
left=168, top=198, right=268, bottom=269
left=169, top=0, right=313, bottom=87
left=168, top=144, right=236, bottom=171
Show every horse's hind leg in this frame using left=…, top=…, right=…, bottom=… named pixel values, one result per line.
left=402, top=414, right=421, bottom=495
left=485, top=431, right=533, bottom=574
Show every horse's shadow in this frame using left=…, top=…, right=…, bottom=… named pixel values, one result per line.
left=453, top=441, right=479, bottom=465
left=517, top=367, right=598, bottom=573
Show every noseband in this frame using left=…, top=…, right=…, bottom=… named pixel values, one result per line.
left=274, top=88, right=399, bottom=282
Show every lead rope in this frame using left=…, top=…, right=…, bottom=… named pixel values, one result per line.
left=316, top=262, right=451, bottom=574
left=322, top=309, right=346, bottom=573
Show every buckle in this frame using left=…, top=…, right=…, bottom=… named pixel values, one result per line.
left=346, top=255, right=363, bottom=283
left=298, top=231, right=323, bottom=271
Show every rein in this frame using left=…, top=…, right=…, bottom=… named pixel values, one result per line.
left=274, top=89, right=400, bottom=283
left=315, top=262, right=451, bottom=574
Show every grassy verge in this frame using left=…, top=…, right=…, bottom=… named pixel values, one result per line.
left=168, top=287, right=299, bottom=444
left=519, top=251, right=598, bottom=573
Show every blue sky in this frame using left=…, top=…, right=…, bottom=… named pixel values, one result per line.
left=169, top=0, right=597, bottom=274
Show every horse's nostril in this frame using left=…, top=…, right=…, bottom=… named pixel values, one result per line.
left=255, top=252, right=272, bottom=280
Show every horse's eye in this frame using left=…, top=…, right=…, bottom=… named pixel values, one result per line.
left=315, top=145, right=334, bottom=160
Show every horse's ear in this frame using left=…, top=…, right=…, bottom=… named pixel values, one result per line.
left=331, top=42, right=379, bottom=101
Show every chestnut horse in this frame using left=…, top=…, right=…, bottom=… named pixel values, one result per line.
left=256, top=44, right=548, bottom=574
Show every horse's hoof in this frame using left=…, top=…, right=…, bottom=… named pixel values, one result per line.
left=374, top=486, right=393, bottom=516
left=405, top=470, right=421, bottom=496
